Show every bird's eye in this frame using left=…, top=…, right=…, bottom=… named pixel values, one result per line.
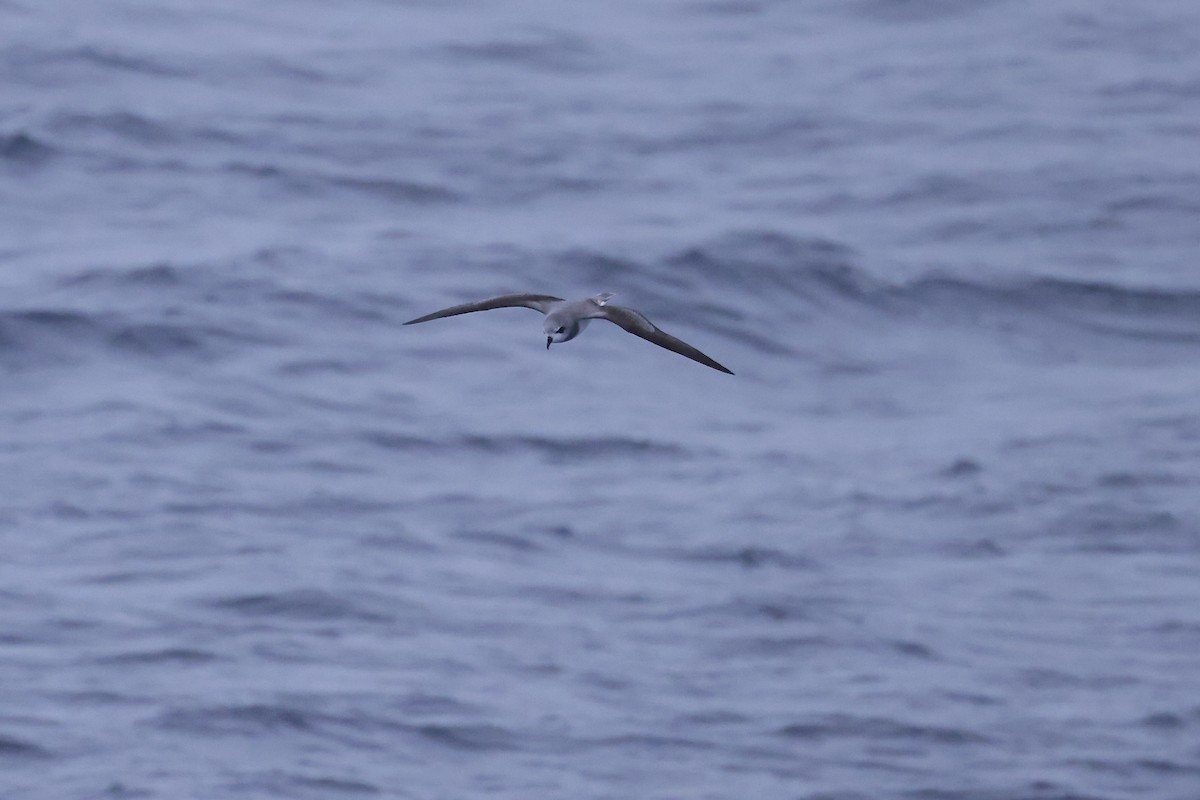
left=555, top=327, right=565, bottom=334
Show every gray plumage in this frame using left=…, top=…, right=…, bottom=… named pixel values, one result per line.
left=404, top=292, right=734, bottom=375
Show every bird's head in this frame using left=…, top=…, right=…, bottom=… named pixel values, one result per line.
left=543, top=315, right=574, bottom=349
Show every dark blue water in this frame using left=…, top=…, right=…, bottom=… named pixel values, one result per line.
left=3, top=1, right=1200, bottom=797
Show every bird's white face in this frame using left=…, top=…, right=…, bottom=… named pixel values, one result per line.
left=543, top=317, right=573, bottom=348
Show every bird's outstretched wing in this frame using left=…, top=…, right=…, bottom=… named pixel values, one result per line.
left=595, top=305, right=734, bottom=375
left=404, top=293, right=564, bottom=325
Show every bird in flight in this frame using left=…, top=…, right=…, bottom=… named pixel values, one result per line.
left=404, top=292, right=734, bottom=374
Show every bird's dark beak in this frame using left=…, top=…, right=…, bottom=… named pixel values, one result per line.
left=546, top=336, right=552, bottom=350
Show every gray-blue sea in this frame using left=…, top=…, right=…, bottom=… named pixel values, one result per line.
left=3, top=1, right=1200, bottom=798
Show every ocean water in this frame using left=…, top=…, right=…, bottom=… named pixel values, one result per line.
left=3, top=0, right=1200, bottom=798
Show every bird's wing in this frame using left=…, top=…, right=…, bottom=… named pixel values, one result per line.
left=595, top=305, right=734, bottom=375
left=403, top=293, right=564, bottom=325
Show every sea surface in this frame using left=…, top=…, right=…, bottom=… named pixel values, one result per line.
left=3, top=1, right=1200, bottom=798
